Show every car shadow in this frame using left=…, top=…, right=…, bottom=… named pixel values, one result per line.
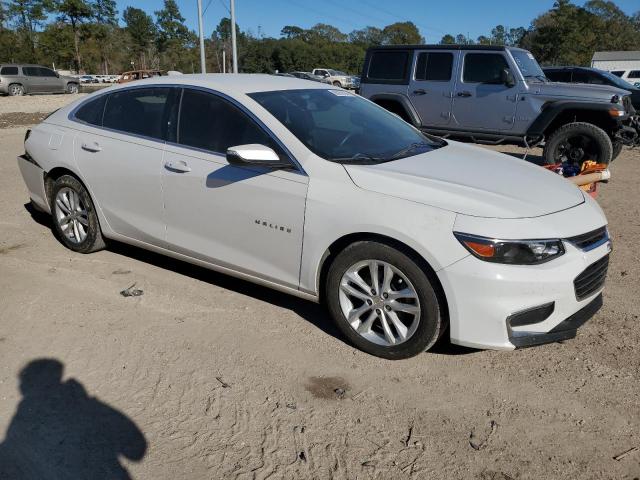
left=497, top=150, right=546, bottom=166
left=0, top=358, right=147, bottom=479
left=24, top=203, right=477, bottom=357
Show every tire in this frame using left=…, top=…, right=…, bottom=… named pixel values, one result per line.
left=332, top=81, right=342, bottom=88
left=8, top=84, right=24, bottom=96
left=543, top=122, right=613, bottom=166
left=66, top=83, right=79, bottom=94
left=325, top=241, right=444, bottom=359
left=49, top=175, right=105, bottom=253
left=611, top=140, right=623, bottom=161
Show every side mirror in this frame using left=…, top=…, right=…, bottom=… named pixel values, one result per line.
left=226, top=144, right=292, bottom=169
left=501, top=68, right=515, bottom=87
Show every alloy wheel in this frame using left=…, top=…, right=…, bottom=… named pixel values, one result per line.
left=338, top=260, right=421, bottom=346
left=54, top=187, right=89, bottom=244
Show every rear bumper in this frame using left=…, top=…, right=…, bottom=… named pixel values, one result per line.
left=17, top=154, right=49, bottom=213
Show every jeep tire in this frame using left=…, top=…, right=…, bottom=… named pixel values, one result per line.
left=543, top=122, right=613, bottom=165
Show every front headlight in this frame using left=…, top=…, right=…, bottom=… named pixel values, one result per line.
left=454, top=232, right=565, bottom=265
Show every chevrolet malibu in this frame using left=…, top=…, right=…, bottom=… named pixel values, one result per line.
left=17, top=75, right=611, bottom=359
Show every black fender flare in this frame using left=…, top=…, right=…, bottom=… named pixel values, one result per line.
left=368, top=93, right=422, bottom=127
left=527, top=101, right=620, bottom=137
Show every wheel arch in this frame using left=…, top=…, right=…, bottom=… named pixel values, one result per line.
left=44, top=166, right=84, bottom=203
left=369, top=94, right=422, bottom=127
left=316, top=232, right=449, bottom=322
left=527, top=102, right=618, bottom=138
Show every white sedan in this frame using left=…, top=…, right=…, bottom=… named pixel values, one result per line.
left=17, top=75, right=610, bottom=359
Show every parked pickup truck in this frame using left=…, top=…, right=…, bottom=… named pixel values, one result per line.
left=359, top=45, right=640, bottom=164
left=312, top=69, right=359, bottom=90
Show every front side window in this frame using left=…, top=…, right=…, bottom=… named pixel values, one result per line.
left=0, top=66, right=18, bottom=75
left=463, top=53, right=510, bottom=84
left=415, top=52, right=453, bottom=81
left=629, top=71, right=640, bottom=79
left=610, top=71, right=624, bottom=77
left=249, top=89, right=443, bottom=163
left=38, top=67, right=57, bottom=77
left=103, top=87, right=171, bottom=139
left=368, top=51, right=410, bottom=81
left=178, top=89, right=278, bottom=155
left=544, top=70, right=572, bottom=82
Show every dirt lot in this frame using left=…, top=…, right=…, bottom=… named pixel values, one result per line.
left=0, top=95, right=639, bottom=479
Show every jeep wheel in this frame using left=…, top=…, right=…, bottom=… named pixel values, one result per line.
left=543, top=122, right=613, bottom=165
left=611, top=141, right=623, bottom=161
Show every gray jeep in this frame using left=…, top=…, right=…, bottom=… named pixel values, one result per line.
left=0, top=64, right=79, bottom=96
left=359, top=45, right=640, bottom=164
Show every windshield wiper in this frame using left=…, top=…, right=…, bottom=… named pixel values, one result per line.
left=388, top=141, right=433, bottom=160
left=330, top=153, right=386, bottom=164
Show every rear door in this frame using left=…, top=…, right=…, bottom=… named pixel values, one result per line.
left=72, top=86, right=178, bottom=245
left=407, top=50, right=456, bottom=127
left=451, top=51, right=518, bottom=132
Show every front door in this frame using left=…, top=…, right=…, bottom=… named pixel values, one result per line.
left=451, top=51, right=518, bottom=132
left=38, top=67, right=62, bottom=92
left=162, top=88, right=308, bottom=288
left=22, top=66, right=47, bottom=92
left=407, top=50, right=456, bottom=127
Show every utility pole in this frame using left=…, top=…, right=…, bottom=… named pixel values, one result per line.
left=230, top=0, right=238, bottom=73
left=197, top=0, right=206, bottom=73
left=223, top=50, right=226, bottom=73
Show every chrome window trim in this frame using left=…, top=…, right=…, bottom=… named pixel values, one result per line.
left=68, top=83, right=307, bottom=176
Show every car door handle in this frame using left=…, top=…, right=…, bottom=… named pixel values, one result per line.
left=412, top=89, right=427, bottom=95
left=164, top=160, right=191, bottom=173
left=456, top=91, right=472, bottom=97
left=81, top=141, right=102, bottom=152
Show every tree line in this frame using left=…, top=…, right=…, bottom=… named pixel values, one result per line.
left=0, top=0, right=638, bottom=75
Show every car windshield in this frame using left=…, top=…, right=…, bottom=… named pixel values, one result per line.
left=249, top=89, right=444, bottom=163
left=328, top=69, right=347, bottom=76
left=510, top=50, right=546, bottom=80
left=598, top=70, right=636, bottom=90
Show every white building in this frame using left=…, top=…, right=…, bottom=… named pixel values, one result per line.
left=591, top=51, right=640, bottom=84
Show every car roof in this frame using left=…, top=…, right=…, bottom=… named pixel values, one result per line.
left=366, top=44, right=509, bottom=52
left=116, top=73, right=333, bottom=94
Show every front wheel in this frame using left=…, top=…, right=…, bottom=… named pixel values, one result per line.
left=543, top=122, right=613, bottom=166
left=66, top=83, right=79, bottom=94
left=611, top=140, right=623, bottom=161
left=332, top=81, right=342, bottom=88
left=326, top=241, right=444, bottom=359
left=50, top=175, right=105, bottom=253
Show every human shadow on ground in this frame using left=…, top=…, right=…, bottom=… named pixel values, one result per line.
left=0, top=358, right=147, bottom=480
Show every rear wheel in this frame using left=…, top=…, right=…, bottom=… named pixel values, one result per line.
left=543, top=122, right=613, bottom=166
left=50, top=175, right=105, bottom=253
left=66, top=82, right=79, bottom=94
left=8, top=84, right=24, bottom=96
left=326, top=241, right=444, bottom=359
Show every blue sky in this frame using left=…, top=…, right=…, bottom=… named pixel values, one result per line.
left=117, top=0, right=640, bottom=42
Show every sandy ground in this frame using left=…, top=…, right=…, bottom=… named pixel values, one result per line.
left=0, top=95, right=639, bottom=479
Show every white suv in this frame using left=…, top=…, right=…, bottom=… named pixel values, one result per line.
left=17, top=74, right=610, bottom=358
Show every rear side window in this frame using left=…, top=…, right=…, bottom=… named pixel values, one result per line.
left=463, top=53, right=509, bottom=84
left=23, top=67, right=40, bottom=76
left=544, top=70, right=571, bottom=82
left=1, top=66, right=18, bottom=75
left=74, top=96, right=107, bottom=126
left=367, top=51, right=410, bottom=81
left=629, top=71, right=640, bottom=79
left=178, top=89, right=277, bottom=154
left=103, top=87, right=171, bottom=139
left=415, top=52, right=453, bottom=81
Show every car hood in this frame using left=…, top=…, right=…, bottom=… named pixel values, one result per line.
left=344, top=141, right=585, bottom=219
left=533, top=81, right=630, bottom=100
